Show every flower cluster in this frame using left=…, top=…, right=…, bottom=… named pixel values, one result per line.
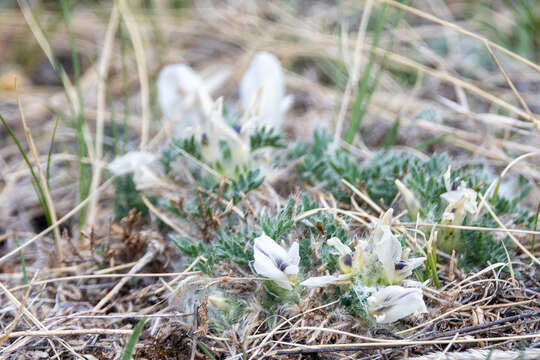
left=438, top=167, right=479, bottom=253
left=157, top=51, right=292, bottom=178
left=394, top=165, right=479, bottom=254
left=252, top=209, right=428, bottom=324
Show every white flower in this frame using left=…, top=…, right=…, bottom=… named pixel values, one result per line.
left=108, top=151, right=164, bottom=190
left=157, top=64, right=207, bottom=131
left=372, top=210, right=425, bottom=285
left=367, top=286, right=427, bottom=324
left=198, top=97, right=250, bottom=177
left=301, top=237, right=363, bottom=287
left=395, top=179, right=420, bottom=219
left=240, top=51, right=292, bottom=130
left=440, top=167, right=478, bottom=228
left=440, top=185, right=478, bottom=225
left=253, top=234, right=299, bottom=290
left=376, top=227, right=425, bottom=284
left=441, top=165, right=478, bottom=223
left=108, top=151, right=155, bottom=175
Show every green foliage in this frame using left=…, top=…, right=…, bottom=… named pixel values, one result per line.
left=113, top=175, right=149, bottom=220
left=250, top=126, right=286, bottom=151
left=260, top=198, right=295, bottom=240
left=170, top=231, right=253, bottom=275
left=340, top=287, right=368, bottom=319
left=208, top=297, right=248, bottom=335
left=296, top=195, right=349, bottom=273
left=299, top=237, right=312, bottom=270
left=160, top=135, right=202, bottom=176
left=162, top=135, right=202, bottom=175
left=262, top=280, right=300, bottom=309
left=294, top=128, right=534, bottom=270
left=459, top=217, right=513, bottom=270
left=231, top=169, right=264, bottom=204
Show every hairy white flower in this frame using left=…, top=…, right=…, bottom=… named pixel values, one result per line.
left=253, top=234, right=299, bottom=290
left=240, top=51, right=292, bottom=130
left=367, top=286, right=427, bottom=324
left=371, top=210, right=425, bottom=285
left=198, top=97, right=250, bottom=177
left=157, top=64, right=208, bottom=132
left=440, top=166, right=478, bottom=229
left=108, top=151, right=165, bottom=190
left=376, top=228, right=425, bottom=284
left=441, top=185, right=478, bottom=225
left=108, top=151, right=155, bottom=175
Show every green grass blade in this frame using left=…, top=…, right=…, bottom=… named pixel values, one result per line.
left=14, top=236, right=29, bottom=285
left=415, top=135, right=446, bottom=150
left=531, top=204, right=539, bottom=263
left=0, top=114, right=52, bottom=227
left=60, top=0, right=90, bottom=228
left=381, top=117, right=400, bottom=148
left=197, top=340, right=217, bottom=360
left=344, top=3, right=408, bottom=144
left=46, top=116, right=59, bottom=188
left=121, top=316, right=147, bottom=360
left=344, top=4, right=387, bottom=144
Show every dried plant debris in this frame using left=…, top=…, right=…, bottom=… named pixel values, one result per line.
left=0, top=1, right=539, bottom=359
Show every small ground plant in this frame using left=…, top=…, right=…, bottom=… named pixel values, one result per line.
left=0, top=1, right=538, bottom=359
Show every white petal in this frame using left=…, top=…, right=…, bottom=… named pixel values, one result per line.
left=253, top=245, right=289, bottom=287
left=380, top=209, right=393, bottom=226
left=395, top=257, right=426, bottom=281
left=464, top=201, right=477, bottom=214
left=371, top=209, right=393, bottom=244
left=287, top=242, right=300, bottom=267
left=300, top=275, right=341, bottom=287
left=280, top=94, right=294, bottom=114
left=239, top=51, right=286, bottom=129
left=327, top=237, right=352, bottom=257
left=254, top=235, right=289, bottom=261
left=375, top=228, right=402, bottom=284
left=284, top=264, right=299, bottom=276
left=404, top=257, right=426, bottom=271
left=463, top=190, right=478, bottom=214
left=440, top=190, right=463, bottom=204
left=444, top=166, right=452, bottom=192
left=368, top=286, right=427, bottom=324
left=157, top=64, right=202, bottom=120
left=108, top=151, right=155, bottom=176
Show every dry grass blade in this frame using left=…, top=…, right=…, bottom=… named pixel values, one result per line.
left=381, top=0, right=540, bottom=72
left=16, top=90, right=63, bottom=264
left=118, top=0, right=150, bottom=149
left=86, top=5, right=120, bottom=226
